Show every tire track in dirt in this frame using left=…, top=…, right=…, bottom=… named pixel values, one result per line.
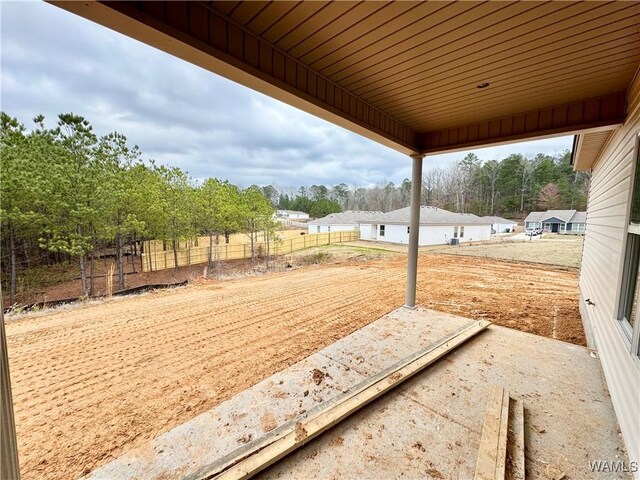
left=6, top=255, right=580, bottom=480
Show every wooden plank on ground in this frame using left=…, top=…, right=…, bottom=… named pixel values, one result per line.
left=475, top=386, right=510, bottom=480
left=184, top=319, right=491, bottom=480
left=506, top=397, right=525, bottom=480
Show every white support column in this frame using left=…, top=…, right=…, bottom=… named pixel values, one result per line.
left=405, top=153, right=424, bottom=309
left=1, top=294, right=20, bottom=479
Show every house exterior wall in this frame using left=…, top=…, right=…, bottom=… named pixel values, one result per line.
left=579, top=75, right=640, bottom=466
left=534, top=220, right=585, bottom=235
left=275, top=211, right=309, bottom=219
left=566, top=223, right=586, bottom=235
left=493, top=223, right=516, bottom=233
left=542, top=221, right=566, bottom=233
left=364, top=224, right=491, bottom=245
left=307, top=224, right=358, bottom=234
left=359, top=223, right=374, bottom=240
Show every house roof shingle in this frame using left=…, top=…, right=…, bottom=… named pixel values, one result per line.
left=569, top=211, right=587, bottom=224
left=307, top=210, right=382, bottom=226
left=542, top=210, right=578, bottom=223
left=360, top=206, right=492, bottom=226
left=524, top=211, right=546, bottom=222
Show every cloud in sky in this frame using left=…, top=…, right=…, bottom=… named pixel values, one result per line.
left=1, top=1, right=573, bottom=188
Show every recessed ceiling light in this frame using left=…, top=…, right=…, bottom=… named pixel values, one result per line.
left=477, top=82, right=490, bottom=89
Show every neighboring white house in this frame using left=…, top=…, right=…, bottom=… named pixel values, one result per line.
left=307, top=211, right=382, bottom=234
left=524, top=209, right=586, bottom=234
left=275, top=210, right=309, bottom=220
left=359, top=206, right=492, bottom=246
left=480, top=216, right=518, bottom=233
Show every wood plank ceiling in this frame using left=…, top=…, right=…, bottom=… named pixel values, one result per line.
left=53, top=1, right=640, bottom=159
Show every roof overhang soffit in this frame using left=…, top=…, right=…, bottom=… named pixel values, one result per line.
left=419, top=92, right=626, bottom=155
left=52, top=1, right=630, bottom=157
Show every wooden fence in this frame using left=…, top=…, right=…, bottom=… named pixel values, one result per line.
left=141, top=231, right=359, bottom=272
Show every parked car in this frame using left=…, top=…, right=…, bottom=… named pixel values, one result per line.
left=525, top=228, right=538, bottom=236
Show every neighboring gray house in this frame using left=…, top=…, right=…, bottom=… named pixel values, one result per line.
left=524, top=209, right=586, bottom=234
left=307, top=211, right=382, bottom=234
left=523, top=211, right=546, bottom=230
left=480, top=216, right=518, bottom=233
left=359, top=206, right=492, bottom=245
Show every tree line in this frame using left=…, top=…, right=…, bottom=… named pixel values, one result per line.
left=1, top=112, right=275, bottom=305
left=261, top=151, right=589, bottom=218
left=2, top=110, right=589, bottom=305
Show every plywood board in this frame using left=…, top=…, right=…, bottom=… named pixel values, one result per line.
left=475, top=386, right=510, bottom=480
left=185, top=320, right=491, bottom=480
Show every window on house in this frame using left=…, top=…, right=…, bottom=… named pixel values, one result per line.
left=460, top=226, right=465, bottom=238
left=380, top=225, right=385, bottom=237
left=618, top=134, right=640, bottom=356
left=453, top=226, right=458, bottom=238
left=619, top=234, right=639, bottom=336
left=632, top=140, right=640, bottom=224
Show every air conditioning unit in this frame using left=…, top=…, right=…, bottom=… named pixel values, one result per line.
left=450, top=238, right=460, bottom=246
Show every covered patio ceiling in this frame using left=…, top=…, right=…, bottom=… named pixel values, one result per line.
left=52, top=1, right=639, bottom=165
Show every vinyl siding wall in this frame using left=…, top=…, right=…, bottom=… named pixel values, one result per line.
left=358, top=224, right=491, bottom=246
left=579, top=73, right=640, bottom=468
left=307, top=224, right=358, bottom=234
left=493, top=223, right=517, bottom=233
left=358, top=224, right=375, bottom=240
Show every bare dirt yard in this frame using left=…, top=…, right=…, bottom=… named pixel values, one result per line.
left=425, top=235, right=584, bottom=268
left=6, top=252, right=583, bottom=480
left=347, top=234, right=584, bottom=268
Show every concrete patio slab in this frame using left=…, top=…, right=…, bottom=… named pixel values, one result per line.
left=85, top=307, right=629, bottom=480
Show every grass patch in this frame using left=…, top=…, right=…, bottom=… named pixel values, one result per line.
left=296, top=252, right=331, bottom=265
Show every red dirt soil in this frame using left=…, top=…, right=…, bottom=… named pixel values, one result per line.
left=5, top=254, right=583, bottom=480
left=3, top=257, right=264, bottom=307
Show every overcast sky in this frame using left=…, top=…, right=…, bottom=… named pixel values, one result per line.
left=1, top=1, right=573, bottom=188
